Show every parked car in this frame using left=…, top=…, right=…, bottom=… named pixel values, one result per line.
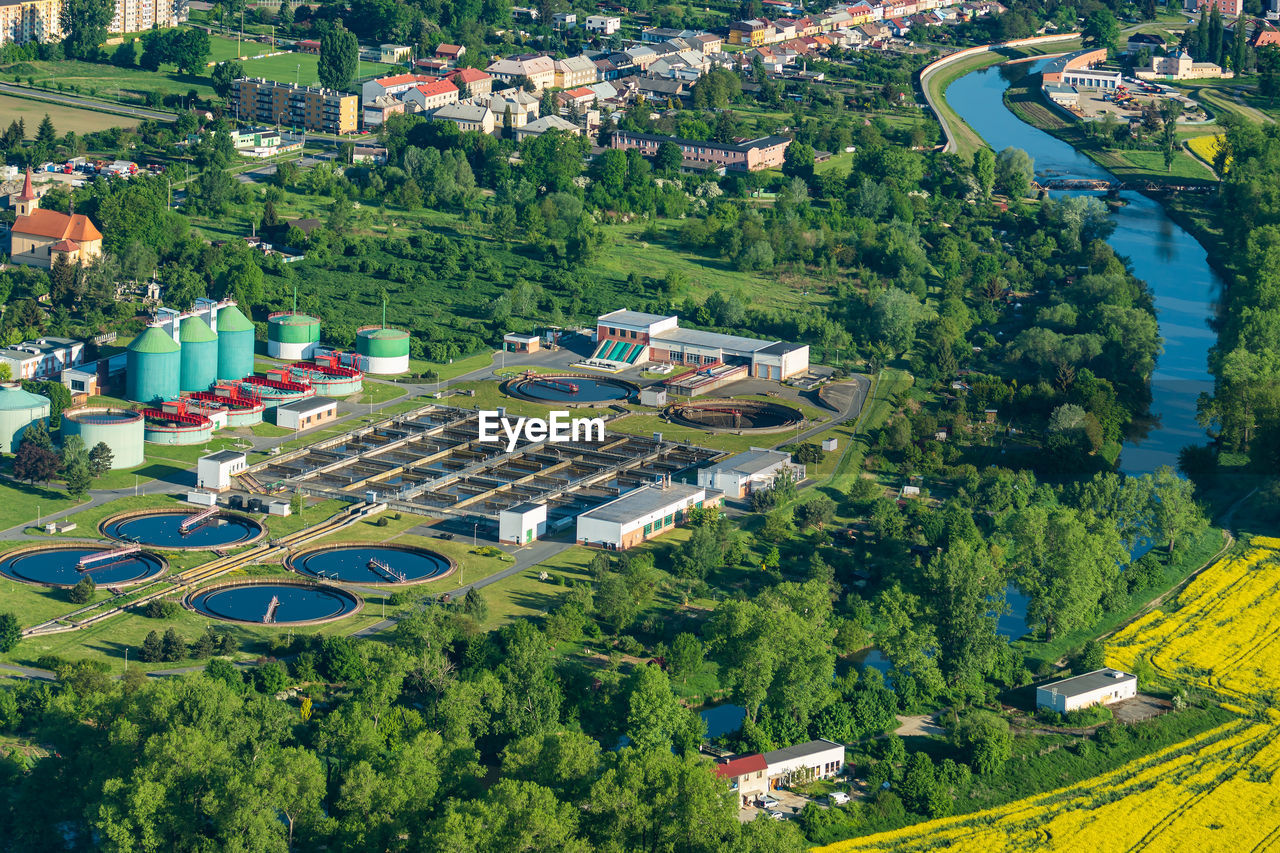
left=756, top=795, right=779, bottom=809
left=828, top=792, right=851, bottom=806
left=765, top=809, right=784, bottom=821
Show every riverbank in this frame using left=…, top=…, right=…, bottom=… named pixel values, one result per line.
left=1001, top=73, right=1217, bottom=186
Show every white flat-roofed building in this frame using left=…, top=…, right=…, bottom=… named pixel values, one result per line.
left=1036, top=668, right=1138, bottom=713
left=576, top=482, right=722, bottom=550
left=197, top=450, right=246, bottom=492
left=762, top=739, right=845, bottom=787
left=697, top=447, right=803, bottom=499
left=586, top=14, right=621, bottom=34
left=0, top=337, right=84, bottom=381
left=499, top=502, right=547, bottom=545
left=274, top=397, right=338, bottom=431
left=1062, top=67, right=1123, bottom=89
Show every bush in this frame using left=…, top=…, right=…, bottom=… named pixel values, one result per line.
left=144, top=599, right=181, bottom=619
left=67, top=576, right=95, bottom=604
left=252, top=660, right=290, bottom=694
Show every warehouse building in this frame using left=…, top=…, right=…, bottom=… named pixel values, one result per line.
left=274, top=397, right=338, bottom=432
left=696, top=447, right=803, bottom=499
left=575, top=481, right=721, bottom=550
left=1036, top=668, right=1138, bottom=713
left=588, top=310, right=809, bottom=379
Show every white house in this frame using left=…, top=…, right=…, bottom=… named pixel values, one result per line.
left=586, top=14, right=621, bottom=34
left=697, top=447, right=803, bottom=500
left=761, top=739, right=845, bottom=787
left=197, top=450, right=246, bottom=492
left=576, top=482, right=721, bottom=550
left=1036, top=669, right=1138, bottom=713
left=499, top=502, right=547, bottom=545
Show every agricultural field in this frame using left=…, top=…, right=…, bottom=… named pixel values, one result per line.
left=1186, top=133, right=1225, bottom=170
left=1109, top=536, right=1280, bottom=702
left=821, top=537, right=1280, bottom=852
left=0, top=93, right=142, bottom=133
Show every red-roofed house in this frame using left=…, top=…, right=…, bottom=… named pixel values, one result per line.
left=1251, top=28, right=1280, bottom=48
left=556, top=86, right=596, bottom=111
left=435, top=43, right=466, bottom=65
left=296, top=39, right=321, bottom=53
left=447, top=67, right=494, bottom=97
left=361, top=73, right=436, bottom=105
left=713, top=753, right=769, bottom=807
left=10, top=169, right=103, bottom=269
left=402, top=78, right=459, bottom=112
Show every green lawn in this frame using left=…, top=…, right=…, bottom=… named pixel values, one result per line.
left=1090, top=147, right=1217, bottom=182
left=0, top=59, right=214, bottom=99
left=0, top=480, right=87, bottom=532
left=0, top=92, right=141, bottom=134
left=237, top=54, right=402, bottom=89
left=351, top=381, right=408, bottom=406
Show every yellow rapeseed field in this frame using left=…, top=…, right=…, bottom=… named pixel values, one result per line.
left=819, top=537, right=1280, bottom=853
left=1186, top=133, right=1227, bottom=171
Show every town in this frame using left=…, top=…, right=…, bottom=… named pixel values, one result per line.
left=0, top=0, right=1279, bottom=848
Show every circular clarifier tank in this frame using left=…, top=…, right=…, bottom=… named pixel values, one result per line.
left=0, top=543, right=166, bottom=587
left=187, top=581, right=362, bottom=624
left=286, top=543, right=455, bottom=585
left=666, top=398, right=804, bottom=432
left=100, top=510, right=266, bottom=550
left=502, top=374, right=638, bottom=403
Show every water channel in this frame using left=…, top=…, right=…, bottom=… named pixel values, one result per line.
left=945, top=58, right=1222, bottom=477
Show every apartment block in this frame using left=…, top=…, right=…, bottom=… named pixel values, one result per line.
left=230, top=78, right=359, bottom=135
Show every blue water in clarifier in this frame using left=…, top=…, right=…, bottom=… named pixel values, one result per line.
left=102, top=512, right=263, bottom=548
left=291, top=545, right=451, bottom=584
left=0, top=547, right=164, bottom=585
left=190, top=584, right=358, bottom=623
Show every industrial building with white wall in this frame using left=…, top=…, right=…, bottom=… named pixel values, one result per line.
left=499, top=502, right=547, bottom=545
left=198, top=450, right=248, bottom=491
left=575, top=482, right=721, bottom=550
left=61, top=408, right=145, bottom=469
left=696, top=447, right=803, bottom=499
left=274, top=397, right=338, bottom=431
left=1036, top=668, right=1138, bottom=713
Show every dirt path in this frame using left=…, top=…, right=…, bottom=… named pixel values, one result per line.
left=894, top=714, right=945, bottom=737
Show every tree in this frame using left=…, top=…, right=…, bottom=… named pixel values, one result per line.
left=1195, top=8, right=1210, bottom=61
left=161, top=627, right=187, bottom=662
left=140, top=629, right=164, bottom=662
left=995, top=147, right=1034, bottom=198
left=899, top=752, right=938, bottom=815
left=68, top=576, right=95, bottom=604
left=668, top=632, right=704, bottom=683
left=1161, top=119, right=1178, bottom=173
left=0, top=613, right=20, bottom=653
left=1147, top=466, right=1206, bottom=553
left=972, top=147, right=995, bottom=197
left=1209, top=6, right=1224, bottom=66
left=1259, top=46, right=1280, bottom=101
left=782, top=141, right=815, bottom=182
left=1082, top=9, right=1119, bottom=54
left=1232, top=13, right=1248, bottom=74
left=111, top=40, right=137, bottom=67
left=595, top=572, right=637, bottom=633
left=319, top=21, right=358, bottom=90
left=794, top=495, right=836, bottom=530
left=13, top=441, right=59, bottom=484
left=952, top=710, right=1012, bottom=775
left=88, top=442, right=113, bottom=477
left=60, top=434, right=92, bottom=497
left=35, top=114, right=56, bottom=147
left=625, top=663, right=703, bottom=753
left=655, top=140, right=683, bottom=173
left=212, top=60, right=244, bottom=98
left=60, top=0, right=111, bottom=59
left=462, top=587, right=489, bottom=622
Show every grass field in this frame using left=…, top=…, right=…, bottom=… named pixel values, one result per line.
left=236, top=53, right=401, bottom=88
left=0, top=479, right=88, bottom=533
left=0, top=92, right=142, bottom=134
left=0, top=59, right=214, bottom=98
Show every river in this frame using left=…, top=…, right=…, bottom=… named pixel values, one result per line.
left=945, top=58, right=1222, bottom=477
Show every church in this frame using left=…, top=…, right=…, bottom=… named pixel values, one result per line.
left=7, top=169, right=104, bottom=269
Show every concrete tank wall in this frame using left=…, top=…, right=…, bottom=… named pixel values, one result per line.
left=179, top=316, right=219, bottom=393
left=216, top=305, right=256, bottom=381
left=62, top=408, right=145, bottom=469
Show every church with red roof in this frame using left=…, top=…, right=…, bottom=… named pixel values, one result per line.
left=8, top=168, right=104, bottom=269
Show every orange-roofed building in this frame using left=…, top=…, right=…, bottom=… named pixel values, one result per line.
left=9, top=169, right=103, bottom=269
left=446, top=67, right=493, bottom=97
left=712, top=753, right=769, bottom=807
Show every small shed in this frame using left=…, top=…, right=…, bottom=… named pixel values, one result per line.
left=197, top=450, right=246, bottom=492
left=640, top=387, right=668, bottom=407
left=503, top=333, right=541, bottom=353
left=821, top=436, right=838, bottom=451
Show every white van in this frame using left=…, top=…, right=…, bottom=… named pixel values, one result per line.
left=828, top=792, right=851, bottom=806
